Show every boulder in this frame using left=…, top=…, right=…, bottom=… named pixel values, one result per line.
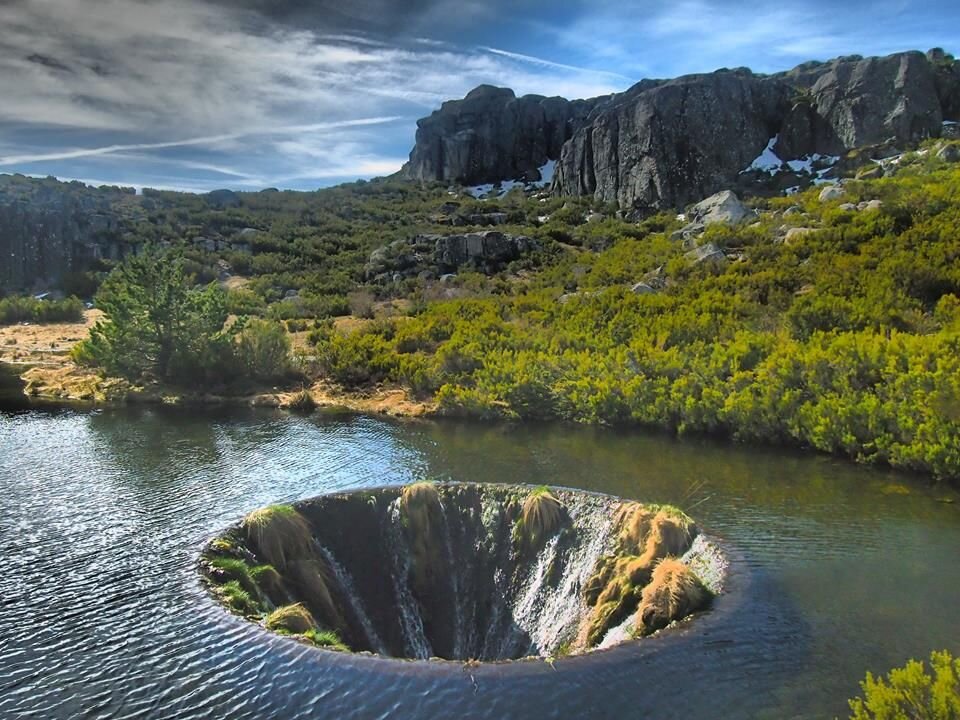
left=858, top=200, right=884, bottom=211
left=206, top=189, right=241, bottom=208
left=783, top=227, right=815, bottom=244
left=630, top=282, right=656, bottom=294
left=937, top=143, right=960, bottom=162
left=838, top=203, right=858, bottom=212
left=819, top=185, right=845, bottom=201
left=856, top=164, right=884, bottom=180
left=684, top=243, right=727, bottom=267
left=688, top=190, right=751, bottom=226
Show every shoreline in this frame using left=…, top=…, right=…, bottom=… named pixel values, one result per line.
left=5, top=361, right=437, bottom=417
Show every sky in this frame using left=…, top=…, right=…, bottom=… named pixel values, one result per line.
left=1, top=0, right=958, bottom=193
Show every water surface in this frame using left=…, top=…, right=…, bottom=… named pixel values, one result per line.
left=1, top=404, right=958, bottom=719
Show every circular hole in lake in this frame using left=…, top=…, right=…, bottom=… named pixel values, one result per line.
left=200, top=483, right=727, bottom=661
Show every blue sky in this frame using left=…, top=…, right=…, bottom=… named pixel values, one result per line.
left=1, top=0, right=958, bottom=192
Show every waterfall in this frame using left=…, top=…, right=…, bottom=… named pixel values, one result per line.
left=385, top=500, right=433, bottom=659
left=314, top=544, right=388, bottom=656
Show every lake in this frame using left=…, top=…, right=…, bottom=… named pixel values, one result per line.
left=1, top=403, right=958, bottom=719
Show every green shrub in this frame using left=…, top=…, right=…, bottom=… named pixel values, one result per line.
left=848, top=650, right=960, bottom=719
left=236, top=319, right=291, bottom=382
left=0, top=296, right=84, bottom=325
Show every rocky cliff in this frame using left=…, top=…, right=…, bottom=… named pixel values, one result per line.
left=404, top=49, right=960, bottom=209
left=400, top=85, right=608, bottom=185
left=0, top=175, right=143, bottom=292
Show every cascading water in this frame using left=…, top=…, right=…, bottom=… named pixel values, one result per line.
left=200, top=483, right=727, bottom=662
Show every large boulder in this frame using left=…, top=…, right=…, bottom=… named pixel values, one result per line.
left=687, top=190, right=751, bottom=226
left=684, top=243, right=727, bottom=267
left=938, top=143, right=960, bottom=162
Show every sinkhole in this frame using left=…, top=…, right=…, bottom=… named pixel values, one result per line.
left=200, top=483, right=727, bottom=661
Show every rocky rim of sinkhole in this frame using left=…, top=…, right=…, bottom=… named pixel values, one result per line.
left=199, top=483, right=728, bottom=662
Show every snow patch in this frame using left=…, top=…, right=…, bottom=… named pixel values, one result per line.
left=742, top=136, right=783, bottom=174
left=464, top=159, right=557, bottom=199
left=536, top=159, right=556, bottom=186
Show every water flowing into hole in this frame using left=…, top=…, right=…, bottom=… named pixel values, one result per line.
left=200, top=483, right=727, bottom=661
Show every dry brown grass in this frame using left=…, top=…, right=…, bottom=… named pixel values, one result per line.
left=520, top=487, right=565, bottom=549
left=581, top=505, right=699, bottom=647
left=242, top=505, right=314, bottom=570
left=614, top=503, right=656, bottom=554
left=638, top=510, right=697, bottom=567
left=635, top=558, right=709, bottom=635
left=265, top=603, right=316, bottom=634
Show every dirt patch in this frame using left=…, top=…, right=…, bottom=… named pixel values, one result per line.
left=305, top=381, right=435, bottom=417
left=0, top=310, right=102, bottom=367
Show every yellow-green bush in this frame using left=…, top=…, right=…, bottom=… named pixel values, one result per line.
left=848, top=650, right=960, bottom=719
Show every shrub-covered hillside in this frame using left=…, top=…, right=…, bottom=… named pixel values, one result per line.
left=309, top=147, right=960, bottom=481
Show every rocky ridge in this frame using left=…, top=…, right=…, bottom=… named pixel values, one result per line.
left=403, top=49, right=960, bottom=210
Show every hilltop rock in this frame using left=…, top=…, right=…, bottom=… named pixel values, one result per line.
left=777, top=51, right=943, bottom=157
left=400, top=85, right=605, bottom=185
left=0, top=175, right=143, bottom=290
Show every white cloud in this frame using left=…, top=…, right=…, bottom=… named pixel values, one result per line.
left=0, top=0, right=629, bottom=190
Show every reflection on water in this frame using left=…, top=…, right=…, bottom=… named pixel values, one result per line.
left=1, top=405, right=958, bottom=719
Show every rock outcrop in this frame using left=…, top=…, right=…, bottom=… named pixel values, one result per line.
left=0, top=175, right=142, bottom=291
left=775, top=51, right=944, bottom=157
left=404, top=49, right=960, bottom=210
left=400, top=85, right=607, bottom=185
left=365, top=230, right=538, bottom=282
left=365, top=231, right=537, bottom=282
left=554, top=70, right=790, bottom=209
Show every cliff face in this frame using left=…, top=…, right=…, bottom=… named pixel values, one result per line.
left=399, top=85, right=607, bottom=185
left=404, top=49, right=960, bottom=209
left=0, top=176, right=140, bottom=291
left=554, top=70, right=790, bottom=209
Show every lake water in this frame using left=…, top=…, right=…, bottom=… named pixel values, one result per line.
left=1, top=403, right=958, bottom=719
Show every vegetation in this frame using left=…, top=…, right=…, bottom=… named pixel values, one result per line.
left=242, top=505, right=314, bottom=570
left=583, top=504, right=701, bottom=645
left=265, top=603, right=316, bottom=634
left=209, top=557, right=258, bottom=596
left=519, top=486, right=565, bottom=549
left=848, top=650, right=960, bottom=720
left=305, top=155, right=960, bottom=482
left=71, top=250, right=292, bottom=389
left=635, top=558, right=709, bottom=635
left=26, top=140, right=960, bottom=482
left=302, top=628, right=349, bottom=652
left=218, top=580, right=260, bottom=615
left=0, top=295, right=84, bottom=325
